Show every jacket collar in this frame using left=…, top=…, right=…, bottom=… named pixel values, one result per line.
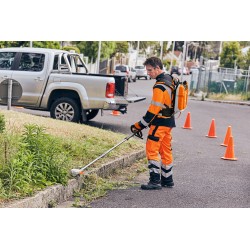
left=156, top=72, right=165, bottom=81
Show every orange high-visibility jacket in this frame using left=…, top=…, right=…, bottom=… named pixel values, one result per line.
left=135, top=73, right=176, bottom=129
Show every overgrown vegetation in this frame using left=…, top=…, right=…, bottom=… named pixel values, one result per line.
left=0, top=110, right=144, bottom=202
left=206, top=93, right=250, bottom=101
left=0, top=124, right=70, bottom=199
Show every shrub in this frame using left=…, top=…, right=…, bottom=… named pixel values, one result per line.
left=0, top=124, right=70, bottom=198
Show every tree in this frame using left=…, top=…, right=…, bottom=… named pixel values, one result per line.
left=0, top=41, right=27, bottom=48
left=73, top=41, right=117, bottom=63
left=32, top=41, right=60, bottom=49
left=238, top=49, right=250, bottom=70
left=0, top=41, right=61, bottom=49
left=220, top=42, right=242, bottom=68
left=62, top=46, right=80, bottom=54
left=113, top=42, right=128, bottom=54
left=129, top=41, right=158, bottom=55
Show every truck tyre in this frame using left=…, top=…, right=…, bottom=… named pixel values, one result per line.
left=86, top=109, right=99, bottom=121
left=50, top=97, right=81, bottom=123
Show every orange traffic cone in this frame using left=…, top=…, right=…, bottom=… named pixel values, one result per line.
left=221, top=126, right=232, bottom=147
left=221, top=136, right=237, bottom=161
left=182, top=112, right=192, bottom=129
left=206, top=119, right=217, bottom=138
left=111, top=110, right=120, bottom=116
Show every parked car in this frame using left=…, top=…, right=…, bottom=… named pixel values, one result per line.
left=135, top=65, right=150, bottom=80
left=113, top=64, right=136, bottom=82
left=170, top=66, right=180, bottom=75
left=130, top=67, right=137, bottom=82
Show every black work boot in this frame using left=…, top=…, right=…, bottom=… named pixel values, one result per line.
left=161, top=175, right=174, bottom=188
left=161, top=181, right=174, bottom=188
left=141, top=172, right=162, bottom=190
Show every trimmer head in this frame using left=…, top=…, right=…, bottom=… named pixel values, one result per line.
left=70, top=169, right=84, bottom=177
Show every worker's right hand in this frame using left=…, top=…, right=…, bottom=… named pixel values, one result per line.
left=130, top=125, right=143, bottom=139
left=130, top=122, right=141, bottom=133
left=130, top=123, right=143, bottom=139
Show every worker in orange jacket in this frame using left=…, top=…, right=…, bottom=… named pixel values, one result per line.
left=131, top=57, right=175, bottom=190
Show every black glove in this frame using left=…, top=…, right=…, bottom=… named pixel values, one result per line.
left=130, top=125, right=143, bottom=139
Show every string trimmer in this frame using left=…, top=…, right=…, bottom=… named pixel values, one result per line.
left=70, top=131, right=143, bottom=177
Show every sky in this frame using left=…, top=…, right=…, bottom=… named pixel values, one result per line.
left=1, top=0, right=249, bottom=42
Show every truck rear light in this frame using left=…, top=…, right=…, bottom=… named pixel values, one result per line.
left=106, top=82, right=115, bottom=98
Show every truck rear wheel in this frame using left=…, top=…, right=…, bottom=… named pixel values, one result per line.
left=50, top=97, right=81, bottom=123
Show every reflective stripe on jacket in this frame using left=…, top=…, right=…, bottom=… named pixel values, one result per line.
left=138, top=73, right=176, bottom=128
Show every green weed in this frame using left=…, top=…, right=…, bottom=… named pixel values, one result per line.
left=0, top=124, right=70, bottom=199
left=0, top=113, right=5, bottom=133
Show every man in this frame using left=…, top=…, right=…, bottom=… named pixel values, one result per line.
left=131, top=57, right=175, bottom=190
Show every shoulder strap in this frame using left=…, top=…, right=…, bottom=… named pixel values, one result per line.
left=157, top=74, right=175, bottom=89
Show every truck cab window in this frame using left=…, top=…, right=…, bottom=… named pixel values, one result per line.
left=53, top=55, right=59, bottom=70
left=0, top=52, right=16, bottom=70
left=18, top=53, right=45, bottom=71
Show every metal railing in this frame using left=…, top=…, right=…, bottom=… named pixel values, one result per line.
left=190, top=67, right=250, bottom=95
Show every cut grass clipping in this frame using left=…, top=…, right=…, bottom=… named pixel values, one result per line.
left=0, top=110, right=144, bottom=202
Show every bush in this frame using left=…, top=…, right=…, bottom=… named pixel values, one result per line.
left=0, top=124, right=70, bottom=198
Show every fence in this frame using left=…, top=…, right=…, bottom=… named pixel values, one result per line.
left=190, top=67, right=250, bottom=96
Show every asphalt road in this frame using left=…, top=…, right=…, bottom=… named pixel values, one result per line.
left=1, top=76, right=250, bottom=207
left=89, top=77, right=250, bottom=208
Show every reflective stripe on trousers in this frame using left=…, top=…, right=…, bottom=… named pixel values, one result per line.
left=161, top=163, right=173, bottom=178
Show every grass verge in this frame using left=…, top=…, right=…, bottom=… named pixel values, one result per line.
left=0, top=110, right=144, bottom=202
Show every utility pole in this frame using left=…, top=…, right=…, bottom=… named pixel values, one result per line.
left=246, top=65, right=250, bottom=93
left=159, top=41, right=163, bottom=60
left=30, top=41, right=33, bottom=48
left=218, top=41, right=223, bottom=66
left=96, top=41, right=101, bottom=74
left=181, top=41, right=187, bottom=82
left=169, top=41, right=175, bottom=73
left=135, top=41, right=140, bottom=66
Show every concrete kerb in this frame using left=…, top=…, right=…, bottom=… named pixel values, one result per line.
left=1, top=149, right=146, bottom=208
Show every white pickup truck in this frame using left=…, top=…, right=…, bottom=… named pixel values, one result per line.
left=0, top=48, right=145, bottom=122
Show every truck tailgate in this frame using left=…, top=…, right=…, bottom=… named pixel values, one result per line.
left=114, top=95, right=146, bottom=104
